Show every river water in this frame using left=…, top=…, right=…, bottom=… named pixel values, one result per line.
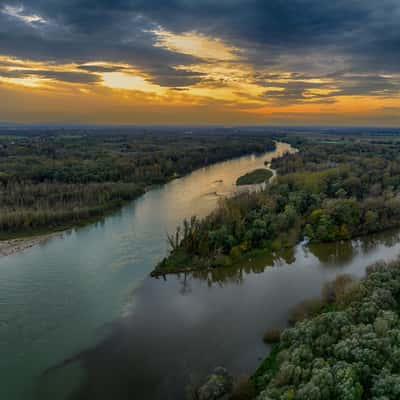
left=0, top=142, right=292, bottom=400
left=2, top=142, right=400, bottom=399
left=63, top=229, right=400, bottom=400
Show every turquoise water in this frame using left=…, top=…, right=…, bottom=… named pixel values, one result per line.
left=0, top=142, right=293, bottom=400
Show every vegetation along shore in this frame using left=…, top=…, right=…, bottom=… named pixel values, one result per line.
left=248, top=259, right=400, bottom=400
left=154, top=134, right=400, bottom=275
left=236, top=169, right=273, bottom=186
left=0, top=128, right=275, bottom=241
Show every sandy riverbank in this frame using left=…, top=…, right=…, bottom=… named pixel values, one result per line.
left=0, top=232, right=63, bottom=257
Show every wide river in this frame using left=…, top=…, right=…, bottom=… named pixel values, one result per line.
left=1, top=142, right=400, bottom=399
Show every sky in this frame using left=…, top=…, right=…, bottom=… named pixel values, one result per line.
left=0, top=0, right=400, bottom=125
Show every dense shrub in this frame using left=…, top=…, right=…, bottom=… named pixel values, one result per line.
left=231, top=377, right=257, bottom=400
left=287, top=298, right=326, bottom=325
left=263, top=329, right=282, bottom=344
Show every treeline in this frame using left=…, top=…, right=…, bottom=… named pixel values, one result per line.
left=0, top=132, right=275, bottom=184
left=155, top=137, right=400, bottom=274
left=0, top=131, right=275, bottom=236
left=0, top=182, right=142, bottom=234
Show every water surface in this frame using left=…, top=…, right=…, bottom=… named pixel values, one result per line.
left=68, top=229, right=400, bottom=400
left=0, top=142, right=293, bottom=400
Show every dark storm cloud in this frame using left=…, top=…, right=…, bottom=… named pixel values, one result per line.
left=261, top=74, right=400, bottom=105
left=335, top=75, right=400, bottom=97
left=97, top=0, right=398, bottom=73
left=1, top=0, right=400, bottom=90
left=0, top=0, right=202, bottom=86
left=77, top=65, right=125, bottom=73
left=0, top=68, right=101, bottom=83
left=262, top=81, right=337, bottom=105
left=148, top=67, right=204, bottom=87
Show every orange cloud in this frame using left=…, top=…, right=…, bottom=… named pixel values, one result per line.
left=1, top=30, right=400, bottom=126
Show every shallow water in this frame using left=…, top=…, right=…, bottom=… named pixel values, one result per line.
left=0, top=142, right=293, bottom=400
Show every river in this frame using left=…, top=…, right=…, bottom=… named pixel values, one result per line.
left=0, top=142, right=291, bottom=399
left=2, top=142, right=400, bottom=399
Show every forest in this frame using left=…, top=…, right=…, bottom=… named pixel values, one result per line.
left=0, top=128, right=275, bottom=237
left=250, top=259, right=400, bottom=400
left=155, top=135, right=400, bottom=274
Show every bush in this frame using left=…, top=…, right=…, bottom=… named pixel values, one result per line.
left=263, top=329, right=282, bottom=344
left=230, top=376, right=256, bottom=400
left=288, top=298, right=325, bottom=325
left=321, top=274, right=355, bottom=303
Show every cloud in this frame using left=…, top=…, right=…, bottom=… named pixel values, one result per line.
left=153, top=29, right=240, bottom=61
left=0, top=0, right=400, bottom=111
left=146, top=66, right=204, bottom=87
left=0, top=68, right=101, bottom=84
left=262, top=81, right=337, bottom=105
left=0, top=2, right=202, bottom=87
left=259, top=72, right=400, bottom=105
left=1, top=2, right=399, bottom=76
left=2, top=4, right=47, bottom=25
left=334, top=74, right=400, bottom=98
left=77, top=64, right=126, bottom=73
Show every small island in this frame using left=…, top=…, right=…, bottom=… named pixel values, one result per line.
left=236, top=168, right=273, bottom=186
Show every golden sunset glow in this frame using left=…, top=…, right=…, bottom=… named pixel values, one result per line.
left=1, top=4, right=400, bottom=126
left=101, top=72, right=165, bottom=94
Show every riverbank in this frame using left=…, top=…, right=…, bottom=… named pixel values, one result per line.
left=150, top=223, right=300, bottom=277
left=151, top=143, right=299, bottom=276
left=0, top=130, right=276, bottom=244
left=0, top=196, right=143, bottom=257
left=0, top=145, right=279, bottom=257
left=0, top=232, right=63, bottom=257
left=153, top=137, right=400, bottom=277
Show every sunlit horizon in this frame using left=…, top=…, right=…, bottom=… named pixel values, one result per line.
left=1, top=1, right=400, bottom=126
